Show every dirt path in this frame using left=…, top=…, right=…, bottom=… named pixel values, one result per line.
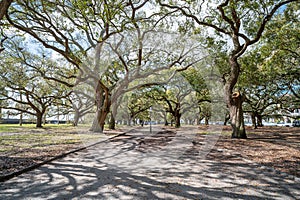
left=1, top=126, right=299, bottom=199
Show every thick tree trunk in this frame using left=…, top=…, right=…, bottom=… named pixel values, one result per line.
left=164, top=120, right=168, bottom=126
left=164, top=111, right=168, bottom=126
left=91, top=113, right=101, bottom=131
left=224, top=113, right=230, bottom=125
left=205, top=116, right=209, bottom=125
left=224, top=55, right=247, bottom=139
left=90, top=81, right=111, bottom=133
left=257, top=114, right=263, bottom=127
left=229, top=92, right=247, bottom=138
left=19, top=112, right=23, bottom=126
left=196, top=118, right=200, bottom=125
left=133, top=118, right=136, bottom=126
left=36, top=112, right=43, bottom=128
left=251, top=112, right=257, bottom=129
left=174, top=111, right=181, bottom=128
left=128, top=116, right=132, bottom=126
left=197, top=116, right=204, bottom=125
left=109, top=113, right=115, bottom=130
left=73, top=110, right=80, bottom=126
left=91, top=109, right=110, bottom=132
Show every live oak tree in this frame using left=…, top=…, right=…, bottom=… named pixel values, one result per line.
left=6, top=0, right=205, bottom=133
left=67, top=88, right=95, bottom=126
left=158, top=0, right=298, bottom=138
left=0, top=38, right=73, bottom=127
left=146, top=73, right=199, bottom=128
left=239, top=49, right=296, bottom=127
left=5, top=0, right=127, bottom=131
left=239, top=2, right=300, bottom=127
left=127, top=91, right=154, bottom=126
left=260, top=2, right=300, bottom=109
left=0, top=59, right=71, bottom=128
left=240, top=65, right=288, bottom=128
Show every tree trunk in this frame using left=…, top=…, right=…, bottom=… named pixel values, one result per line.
left=164, top=120, right=168, bottom=126
left=19, top=112, right=23, bottom=126
left=174, top=111, right=181, bottom=128
left=43, top=112, right=46, bottom=125
left=164, top=111, right=168, bottom=126
left=251, top=112, right=257, bottom=129
left=133, top=118, right=136, bottom=125
left=196, top=117, right=200, bottom=125
left=224, top=113, right=230, bottom=125
left=0, top=0, right=13, bottom=21
left=205, top=116, right=209, bottom=125
left=128, top=116, right=132, bottom=126
left=109, top=113, right=116, bottom=130
left=229, top=92, right=247, bottom=138
left=91, top=108, right=110, bottom=132
left=36, top=112, right=43, bottom=128
left=224, top=55, right=247, bottom=139
left=73, top=110, right=80, bottom=126
left=90, top=81, right=111, bottom=133
left=257, top=114, right=263, bottom=127
left=57, top=105, right=60, bottom=125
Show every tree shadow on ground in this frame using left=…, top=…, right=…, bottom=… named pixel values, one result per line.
left=1, top=128, right=300, bottom=200
left=207, top=126, right=300, bottom=177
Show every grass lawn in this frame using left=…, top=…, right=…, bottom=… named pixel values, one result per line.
left=0, top=124, right=114, bottom=176
left=0, top=124, right=107, bottom=154
left=0, top=123, right=76, bottom=132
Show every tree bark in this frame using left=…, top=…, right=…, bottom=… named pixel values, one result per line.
left=224, top=113, right=230, bottom=125
left=229, top=92, right=247, bottom=138
left=36, top=112, right=43, bottom=128
left=73, top=110, right=80, bottom=126
left=91, top=108, right=110, bottom=132
left=224, top=55, right=247, bottom=139
left=174, top=111, right=181, bottom=128
left=251, top=112, right=257, bottom=129
left=257, top=114, right=263, bottom=127
left=19, top=111, right=23, bottom=126
left=164, top=111, right=168, bottom=126
left=164, top=120, right=168, bottom=126
left=90, top=81, right=111, bottom=133
left=109, top=113, right=116, bottom=130
left=0, top=0, right=13, bottom=20
left=128, top=116, right=132, bottom=126
left=205, top=116, right=209, bottom=125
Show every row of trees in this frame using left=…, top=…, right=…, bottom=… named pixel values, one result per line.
left=0, top=0, right=299, bottom=138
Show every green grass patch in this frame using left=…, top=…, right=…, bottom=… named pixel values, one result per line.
left=0, top=126, right=105, bottom=155
left=0, top=123, right=76, bottom=133
left=0, top=124, right=24, bottom=132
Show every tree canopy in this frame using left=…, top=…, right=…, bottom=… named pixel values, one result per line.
left=0, top=0, right=299, bottom=135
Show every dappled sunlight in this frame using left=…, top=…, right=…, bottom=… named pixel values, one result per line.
left=1, top=126, right=300, bottom=199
